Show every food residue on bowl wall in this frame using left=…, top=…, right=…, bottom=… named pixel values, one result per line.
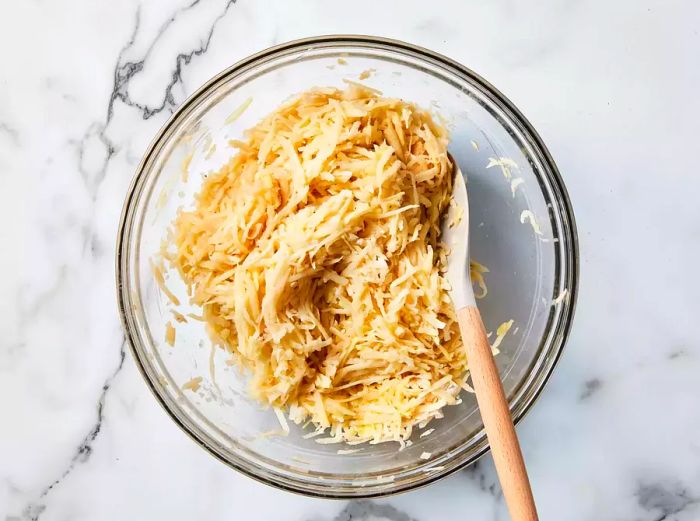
left=224, top=97, right=253, bottom=125
left=164, top=321, right=176, bottom=346
left=510, top=177, right=525, bottom=197
left=486, top=156, right=518, bottom=179
left=520, top=209, right=543, bottom=235
left=490, top=319, right=514, bottom=355
left=469, top=260, right=490, bottom=299
left=552, top=288, right=569, bottom=305
left=151, top=259, right=180, bottom=306
left=182, top=376, right=203, bottom=392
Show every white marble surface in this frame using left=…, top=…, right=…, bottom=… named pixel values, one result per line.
left=2, top=0, right=700, bottom=519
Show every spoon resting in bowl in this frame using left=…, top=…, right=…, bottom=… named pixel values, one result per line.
left=442, top=156, right=539, bottom=521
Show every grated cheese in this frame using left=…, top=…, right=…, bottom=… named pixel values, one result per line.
left=168, top=85, right=466, bottom=444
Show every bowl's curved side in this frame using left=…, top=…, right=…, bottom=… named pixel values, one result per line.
left=116, top=34, right=578, bottom=498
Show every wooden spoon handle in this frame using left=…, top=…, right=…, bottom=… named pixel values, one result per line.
left=457, top=306, right=539, bottom=521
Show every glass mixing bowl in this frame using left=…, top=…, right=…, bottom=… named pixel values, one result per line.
left=116, top=35, right=578, bottom=497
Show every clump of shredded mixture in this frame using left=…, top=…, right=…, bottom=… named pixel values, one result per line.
left=167, top=84, right=467, bottom=443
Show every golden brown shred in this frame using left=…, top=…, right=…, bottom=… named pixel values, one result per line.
left=151, top=260, right=181, bottom=306
left=171, top=310, right=187, bottom=323
left=165, top=321, right=176, bottom=346
left=168, top=85, right=465, bottom=443
left=469, top=260, right=490, bottom=299
left=182, top=376, right=203, bottom=391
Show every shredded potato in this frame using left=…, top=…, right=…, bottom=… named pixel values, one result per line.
left=520, top=210, right=543, bottom=235
left=510, top=177, right=524, bottom=197
left=486, top=157, right=518, bottom=179
left=225, top=97, right=253, bottom=125
left=182, top=376, right=203, bottom=392
left=165, top=321, right=176, bottom=346
left=168, top=85, right=466, bottom=443
left=490, top=319, right=514, bottom=355
left=469, top=260, right=490, bottom=299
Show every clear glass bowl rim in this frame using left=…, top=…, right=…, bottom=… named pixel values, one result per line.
left=116, top=34, right=579, bottom=498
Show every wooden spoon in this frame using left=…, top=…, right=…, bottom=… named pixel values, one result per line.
left=442, top=156, right=539, bottom=521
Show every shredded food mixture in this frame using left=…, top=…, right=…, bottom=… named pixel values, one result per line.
left=167, top=85, right=468, bottom=443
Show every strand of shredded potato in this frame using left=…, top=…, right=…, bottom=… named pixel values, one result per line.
left=168, top=84, right=466, bottom=443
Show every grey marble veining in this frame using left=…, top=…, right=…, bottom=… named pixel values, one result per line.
left=2, top=0, right=700, bottom=519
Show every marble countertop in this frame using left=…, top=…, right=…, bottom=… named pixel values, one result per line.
left=2, top=0, right=700, bottom=519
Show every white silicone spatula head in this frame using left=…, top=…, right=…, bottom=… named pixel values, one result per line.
left=442, top=155, right=539, bottom=521
left=441, top=159, right=474, bottom=310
